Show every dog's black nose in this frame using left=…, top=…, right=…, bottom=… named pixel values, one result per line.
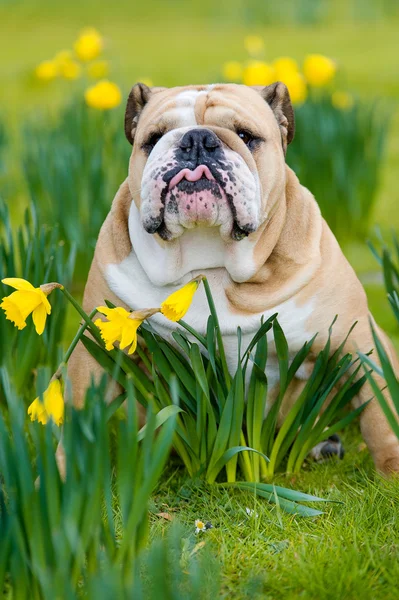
left=179, top=128, right=221, bottom=163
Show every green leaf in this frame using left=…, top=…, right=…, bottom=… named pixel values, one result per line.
left=210, top=446, right=269, bottom=477
left=137, top=405, right=183, bottom=441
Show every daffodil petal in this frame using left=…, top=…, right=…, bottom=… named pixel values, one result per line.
left=120, top=319, right=140, bottom=351
left=32, top=303, right=47, bottom=335
left=43, top=380, right=64, bottom=426
left=39, top=289, right=52, bottom=315
left=115, top=306, right=132, bottom=319
left=96, top=306, right=116, bottom=318
left=7, top=290, right=42, bottom=320
left=2, top=278, right=36, bottom=291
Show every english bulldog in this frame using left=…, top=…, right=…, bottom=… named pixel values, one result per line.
left=68, top=81, right=399, bottom=474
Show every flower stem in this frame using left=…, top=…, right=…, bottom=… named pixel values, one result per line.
left=59, top=287, right=94, bottom=328
left=54, top=308, right=98, bottom=378
left=178, top=319, right=207, bottom=348
left=202, top=277, right=231, bottom=390
left=59, top=287, right=103, bottom=347
left=64, top=308, right=98, bottom=363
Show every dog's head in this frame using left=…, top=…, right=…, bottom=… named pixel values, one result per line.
left=124, top=83, right=294, bottom=243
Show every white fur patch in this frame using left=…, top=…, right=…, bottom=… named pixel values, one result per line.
left=128, top=200, right=258, bottom=286
left=106, top=247, right=314, bottom=365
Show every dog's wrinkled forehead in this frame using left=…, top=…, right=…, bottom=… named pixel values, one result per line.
left=125, top=82, right=295, bottom=152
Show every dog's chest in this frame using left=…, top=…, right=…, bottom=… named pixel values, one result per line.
left=106, top=253, right=314, bottom=387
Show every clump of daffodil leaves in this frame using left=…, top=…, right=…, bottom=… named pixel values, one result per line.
left=1, top=272, right=364, bottom=516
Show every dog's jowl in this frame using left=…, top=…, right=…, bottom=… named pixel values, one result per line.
left=68, top=81, right=399, bottom=474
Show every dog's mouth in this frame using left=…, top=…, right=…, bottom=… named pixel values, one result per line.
left=145, top=162, right=255, bottom=241
left=168, top=164, right=214, bottom=189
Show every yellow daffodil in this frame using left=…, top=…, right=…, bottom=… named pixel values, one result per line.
left=60, top=59, right=82, bottom=80
left=74, top=27, right=103, bottom=62
left=161, top=278, right=202, bottom=322
left=84, top=80, right=122, bottom=110
left=87, top=59, right=110, bottom=79
left=303, top=54, right=336, bottom=87
left=35, top=60, right=58, bottom=81
left=0, top=278, right=58, bottom=335
left=273, top=56, right=299, bottom=79
left=53, top=50, right=82, bottom=79
left=243, top=60, right=275, bottom=87
left=331, top=90, right=354, bottom=111
left=95, top=306, right=159, bottom=354
left=28, top=379, right=64, bottom=426
left=54, top=50, right=73, bottom=65
left=223, top=61, right=243, bottom=82
left=280, top=71, right=308, bottom=105
left=244, top=35, right=264, bottom=57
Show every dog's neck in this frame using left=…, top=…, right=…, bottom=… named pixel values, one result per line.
left=128, top=199, right=268, bottom=286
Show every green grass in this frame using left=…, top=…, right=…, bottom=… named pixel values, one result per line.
left=152, top=428, right=399, bottom=600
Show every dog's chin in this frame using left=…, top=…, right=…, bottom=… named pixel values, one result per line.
left=142, top=178, right=256, bottom=242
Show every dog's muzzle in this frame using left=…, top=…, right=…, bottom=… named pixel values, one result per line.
left=140, top=127, right=260, bottom=241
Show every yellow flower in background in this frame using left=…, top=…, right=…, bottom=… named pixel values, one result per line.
left=60, top=59, right=82, bottom=80
left=95, top=306, right=159, bottom=354
left=1, top=278, right=52, bottom=335
left=74, top=27, right=103, bottom=62
left=332, top=90, right=354, bottom=110
left=35, top=60, right=58, bottom=81
left=273, top=56, right=299, bottom=79
left=28, top=379, right=64, bottom=426
left=54, top=50, right=73, bottom=65
left=244, top=35, right=264, bottom=57
left=303, top=54, right=336, bottom=87
left=223, top=61, right=243, bottom=82
left=85, top=80, right=122, bottom=110
left=87, top=60, right=110, bottom=79
left=280, top=71, right=308, bottom=105
left=243, top=60, right=275, bottom=86
left=161, top=278, right=202, bottom=322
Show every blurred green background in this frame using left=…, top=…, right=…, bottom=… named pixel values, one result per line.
left=1, top=0, right=399, bottom=341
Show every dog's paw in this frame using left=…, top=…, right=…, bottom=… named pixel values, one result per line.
left=375, top=454, right=399, bottom=476
left=309, top=434, right=345, bottom=462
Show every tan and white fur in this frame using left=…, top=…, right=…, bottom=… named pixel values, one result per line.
left=67, top=81, right=399, bottom=475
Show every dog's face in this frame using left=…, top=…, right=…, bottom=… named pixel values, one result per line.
left=125, top=83, right=294, bottom=243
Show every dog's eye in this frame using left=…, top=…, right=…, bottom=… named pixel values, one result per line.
left=236, top=129, right=259, bottom=150
left=143, top=131, right=164, bottom=153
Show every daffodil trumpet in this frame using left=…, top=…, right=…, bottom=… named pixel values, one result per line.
left=160, top=275, right=204, bottom=322
left=95, top=306, right=160, bottom=355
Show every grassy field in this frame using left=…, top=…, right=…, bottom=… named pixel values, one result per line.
left=1, top=1, right=399, bottom=598
left=153, top=431, right=399, bottom=599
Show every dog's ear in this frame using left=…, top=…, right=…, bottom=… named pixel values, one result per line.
left=124, top=82, right=152, bottom=145
left=258, top=81, right=295, bottom=153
